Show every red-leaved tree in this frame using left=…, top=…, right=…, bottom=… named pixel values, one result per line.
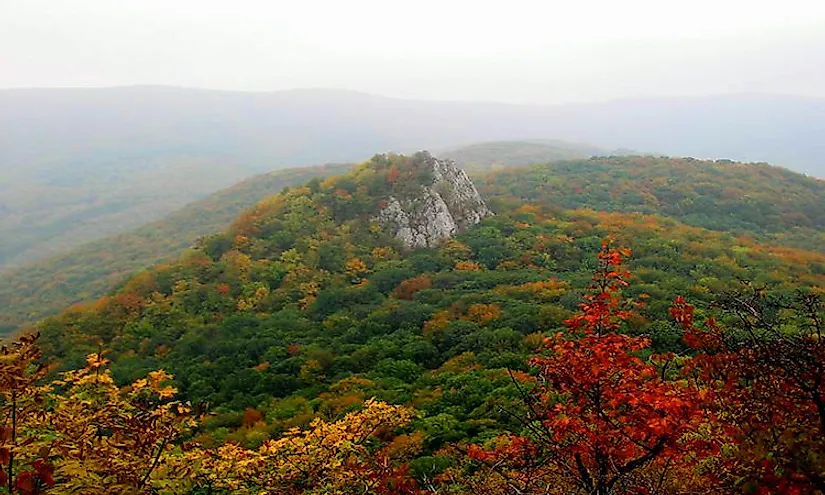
left=466, top=240, right=707, bottom=494
left=672, top=287, right=825, bottom=494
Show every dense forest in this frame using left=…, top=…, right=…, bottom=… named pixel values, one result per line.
left=3, top=153, right=824, bottom=493
left=4, top=155, right=825, bottom=336
left=479, top=155, right=825, bottom=252
left=0, top=139, right=602, bottom=332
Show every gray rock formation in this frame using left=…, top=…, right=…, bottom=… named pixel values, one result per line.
left=377, top=152, right=493, bottom=248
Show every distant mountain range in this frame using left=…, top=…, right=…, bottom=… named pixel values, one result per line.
left=1, top=86, right=823, bottom=269
left=4, top=87, right=821, bottom=170
left=440, top=140, right=610, bottom=170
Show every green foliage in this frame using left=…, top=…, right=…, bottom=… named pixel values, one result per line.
left=441, top=139, right=605, bottom=171
left=8, top=154, right=825, bottom=338
left=2, top=149, right=824, bottom=494
left=28, top=153, right=825, bottom=456
left=479, top=155, right=825, bottom=252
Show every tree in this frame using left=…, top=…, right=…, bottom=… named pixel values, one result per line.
left=392, top=275, right=432, bottom=300
left=672, top=286, right=825, bottom=493
left=1, top=335, right=194, bottom=495
left=0, top=334, right=52, bottom=495
left=466, top=241, right=706, bottom=494
left=187, top=398, right=420, bottom=494
left=46, top=354, right=195, bottom=494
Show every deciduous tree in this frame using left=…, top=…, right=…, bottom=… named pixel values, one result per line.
left=466, top=241, right=706, bottom=494
left=672, top=287, right=825, bottom=493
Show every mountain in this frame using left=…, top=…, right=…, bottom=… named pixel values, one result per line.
left=478, top=155, right=825, bottom=253
left=2, top=87, right=823, bottom=268
left=0, top=138, right=590, bottom=334
left=545, top=94, right=825, bottom=175
left=21, top=151, right=825, bottom=492
left=5, top=154, right=825, bottom=337
left=36, top=152, right=825, bottom=392
left=440, top=139, right=606, bottom=170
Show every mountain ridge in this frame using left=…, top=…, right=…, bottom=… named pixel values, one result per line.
left=33, top=152, right=825, bottom=413
left=4, top=153, right=825, bottom=336
left=3, top=86, right=823, bottom=269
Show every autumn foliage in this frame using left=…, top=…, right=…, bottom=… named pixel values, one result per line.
left=0, top=336, right=193, bottom=495
left=392, top=275, right=432, bottom=300
left=0, top=334, right=51, bottom=495
left=187, top=399, right=418, bottom=494
left=463, top=241, right=708, bottom=494
left=1, top=336, right=419, bottom=494
left=672, top=290, right=825, bottom=493
left=3, top=238, right=825, bottom=494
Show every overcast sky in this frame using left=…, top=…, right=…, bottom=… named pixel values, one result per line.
left=2, top=0, right=824, bottom=103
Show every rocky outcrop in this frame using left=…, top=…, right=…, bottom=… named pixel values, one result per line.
left=377, top=152, right=492, bottom=248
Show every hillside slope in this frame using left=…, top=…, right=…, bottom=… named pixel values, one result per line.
left=2, top=87, right=823, bottom=267
left=479, top=155, right=825, bottom=252
left=5, top=154, right=825, bottom=336
left=0, top=163, right=352, bottom=335
left=441, top=139, right=606, bottom=170
left=0, top=139, right=607, bottom=333
left=36, top=153, right=825, bottom=410
left=23, top=151, right=825, bottom=492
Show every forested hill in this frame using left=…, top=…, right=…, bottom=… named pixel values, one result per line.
left=35, top=152, right=825, bottom=398
left=479, top=155, right=825, bottom=252
left=2, top=87, right=823, bottom=270
left=4, top=154, right=825, bottom=336
left=16, top=151, right=825, bottom=493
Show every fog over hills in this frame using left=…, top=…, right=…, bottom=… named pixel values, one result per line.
left=5, top=3, right=825, bottom=489
left=440, top=140, right=608, bottom=170
left=4, top=87, right=822, bottom=173
left=1, top=86, right=823, bottom=269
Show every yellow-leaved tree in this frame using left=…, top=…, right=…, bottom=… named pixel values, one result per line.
left=46, top=353, right=196, bottom=494
left=1, top=334, right=195, bottom=495
left=184, top=398, right=420, bottom=494
left=0, top=334, right=51, bottom=495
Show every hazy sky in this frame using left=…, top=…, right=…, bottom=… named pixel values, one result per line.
left=2, top=0, right=824, bottom=103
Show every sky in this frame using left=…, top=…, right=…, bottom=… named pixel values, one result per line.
left=1, top=0, right=824, bottom=103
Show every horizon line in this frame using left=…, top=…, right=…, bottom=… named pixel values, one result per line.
left=1, top=84, right=822, bottom=107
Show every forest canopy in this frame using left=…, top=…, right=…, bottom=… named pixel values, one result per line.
left=4, top=153, right=823, bottom=493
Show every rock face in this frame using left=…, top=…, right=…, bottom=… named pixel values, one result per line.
left=377, top=152, right=493, bottom=248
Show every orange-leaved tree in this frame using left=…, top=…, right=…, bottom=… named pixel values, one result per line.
left=466, top=240, right=707, bottom=494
